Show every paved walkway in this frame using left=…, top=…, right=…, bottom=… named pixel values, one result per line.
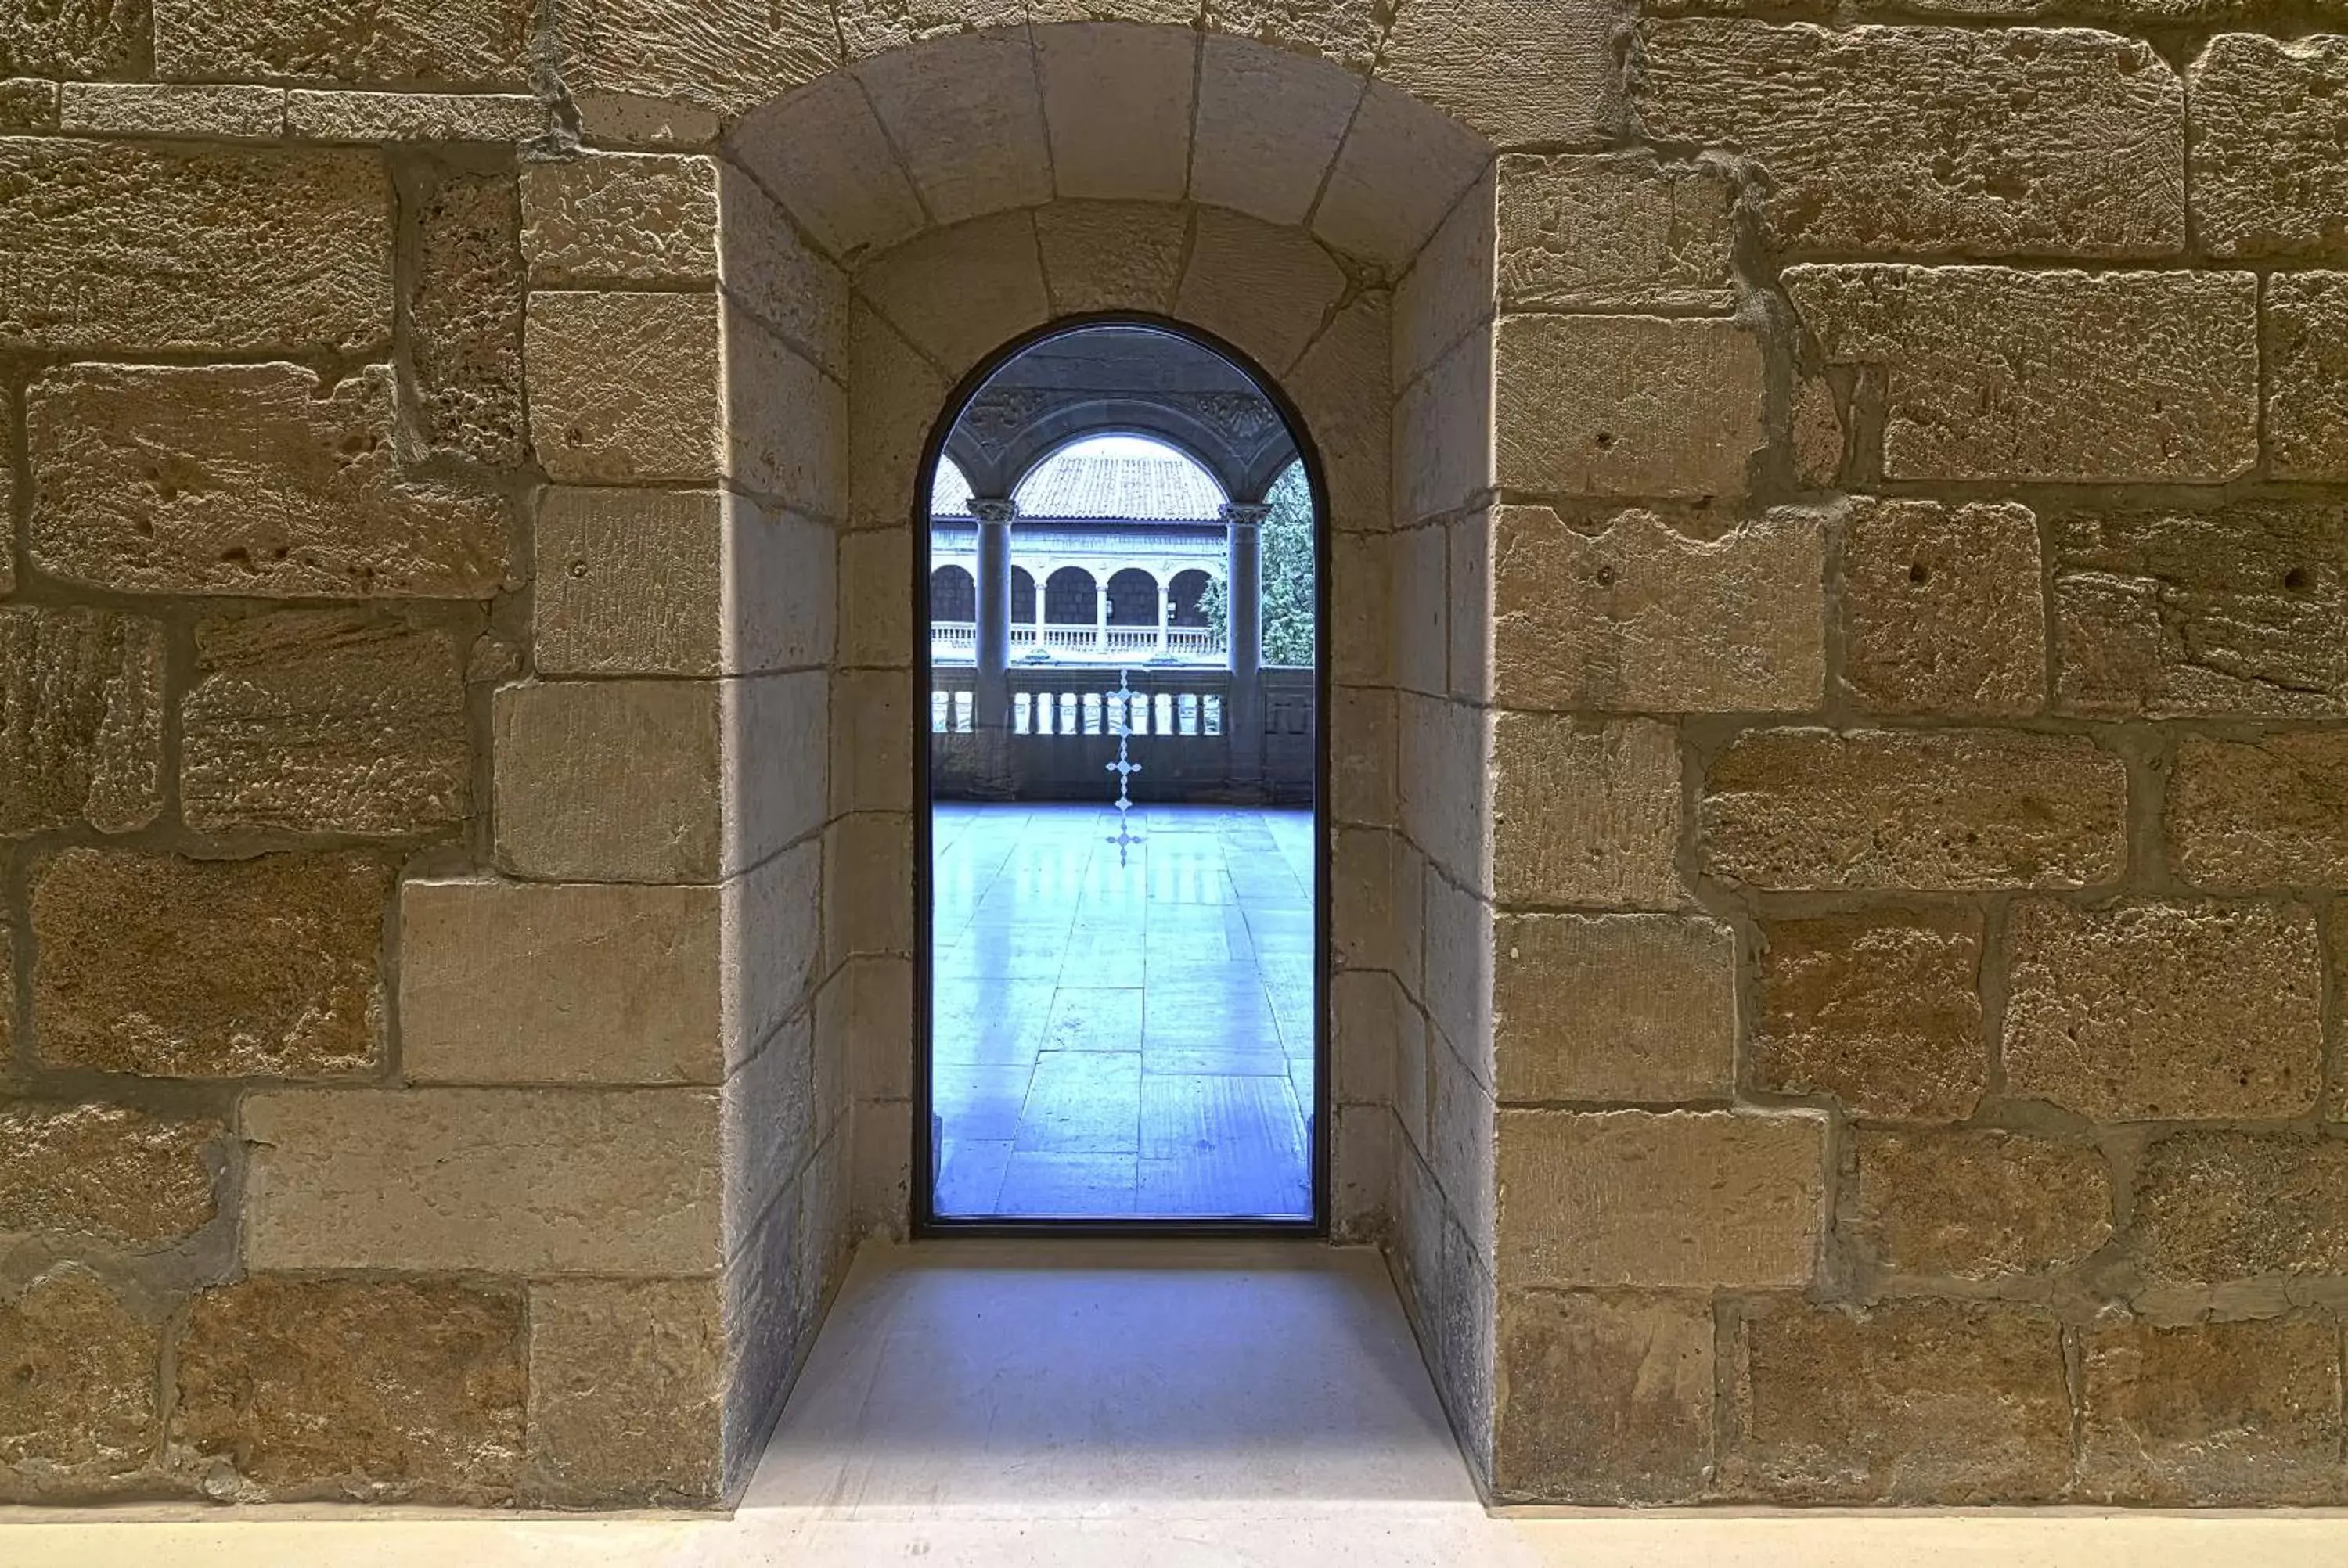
left=931, top=803, right=1316, bottom=1220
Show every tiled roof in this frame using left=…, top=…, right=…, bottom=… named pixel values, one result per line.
left=927, top=451, right=1229, bottom=522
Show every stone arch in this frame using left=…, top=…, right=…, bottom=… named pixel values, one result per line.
left=1011, top=566, right=1038, bottom=625
left=1042, top=565, right=1099, bottom=624
left=1105, top=566, right=1161, bottom=626
left=928, top=563, right=976, bottom=622
left=1169, top=567, right=1218, bottom=628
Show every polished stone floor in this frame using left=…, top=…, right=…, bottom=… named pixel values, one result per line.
left=930, top=803, right=1316, bottom=1221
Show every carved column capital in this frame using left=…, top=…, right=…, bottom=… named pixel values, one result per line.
left=971, top=498, right=1018, bottom=524
left=1219, top=502, right=1272, bottom=529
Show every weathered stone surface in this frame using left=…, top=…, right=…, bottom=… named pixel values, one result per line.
left=1035, top=22, right=1192, bottom=203
left=1495, top=315, right=1764, bottom=499
left=1702, top=728, right=2127, bottom=890
left=0, top=607, right=164, bottom=837
left=2080, top=1319, right=2345, bottom=1505
left=413, top=170, right=525, bottom=465
left=1394, top=325, right=1493, bottom=527
left=1637, top=22, right=2183, bottom=257
left=1174, top=207, right=1346, bottom=377
left=28, top=361, right=510, bottom=599
left=155, top=0, right=535, bottom=88
left=59, top=82, right=286, bottom=137
left=285, top=90, right=542, bottom=141
left=174, top=1278, right=524, bottom=1505
left=1493, top=1291, right=1712, bottom=1505
left=861, top=210, right=1050, bottom=375
left=242, top=1088, right=720, bottom=1273
left=2171, top=732, right=2348, bottom=890
left=0, top=139, right=390, bottom=353
left=528, top=291, right=721, bottom=484
left=729, top=72, right=924, bottom=261
left=1754, top=908, right=1985, bottom=1123
left=1202, top=0, right=1381, bottom=74
left=1380, top=0, right=1616, bottom=148
left=0, top=77, right=56, bottom=130
left=1785, top=266, right=2258, bottom=482
left=1493, top=914, right=1735, bottom=1103
left=493, top=680, right=723, bottom=883
left=1291, top=294, right=1391, bottom=538
left=1492, top=505, right=1824, bottom=714
left=1790, top=375, right=1842, bottom=487
left=0, top=0, right=136, bottom=77
left=722, top=303, right=846, bottom=516
left=535, top=487, right=718, bottom=675
left=1497, top=1109, right=1824, bottom=1289
left=2050, top=500, right=2348, bottom=717
left=1496, top=153, right=1735, bottom=311
left=1190, top=34, right=1357, bottom=228
left=1490, top=714, right=1682, bottom=909
left=1726, top=1300, right=2070, bottom=1503
left=575, top=90, right=720, bottom=148
left=2004, top=900, right=2322, bottom=1120
left=31, top=850, right=390, bottom=1078
left=0, top=1266, right=157, bottom=1498
left=857, top=27, right=1049, bottom=227
left=1314, top=77, right=1489, bottom=273
left=2267, top=272, right=2348, bottom=480
left=717, top=164, right=848, bottom=373
left=2190, top=34, right=2348, bottom=258
left=2134, top=1131, right=2348, bottom=1283
left=1842, top=499, right=2044, bottom=717
left=525, top=1278, right=722, bottom=1506
left=1034, top=201, right=1187, bottom=317
left=560, top=0, right=835, bottom=114
left=522, top=153, right=717, bottom=286
left=0, top=1102, right=220, bottom=1249
left=1853, top=1130, right=2110, bottom=1280
left=182, top=610, right=470, bottom=837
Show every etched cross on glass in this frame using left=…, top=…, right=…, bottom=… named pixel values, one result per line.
left=1104, top=667, right=1144, bottom=865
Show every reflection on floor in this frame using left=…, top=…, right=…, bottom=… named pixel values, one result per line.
left=931, top=803, right=1315, bottom=1220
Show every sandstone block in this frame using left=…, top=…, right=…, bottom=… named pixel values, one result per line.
left=0, top=607, right=164, bottom=838
left=1496, top=153, right=1735, bottom=312
left=856, top=27, right=1048, bottom=226
left=1189, top=35, right=1356, bottom=228
left=2134, top=1131, right=2348, bottom=1283
left=0, top=1267, right=157, bottom=1498
left=1174, top=207, right=1346, bottom=377
left=535, top=487, right=719, bottom=675
left=182, top=610, right=469, bottom=837
left=2080, top=1318, right=2345, bottom=1505
left=718, top=164, right=849, bottom=373
left=561, top=0, right=836, bottom=114
left=1, top=1, right=136, bottom=76
left=1725, top=1300, right=2070, bottom=1503
left=494, top=680, right=722, bottom=882
left=1492, top=505, right=1823, bottom=714
left=1201, top=0, right=1381, bottom=73
left=1755, top=908, right=1984, bottom=1123
left=1491, top=713, right=1681, bottom=909
left=174, top=1278, right=524, bottom=1505
left=2170, top=732, right=2348, bottom=890
left=0, top=1102, right=221, bottom=1250
left=1495, top=315, right=1763, bottom=500
left=719, top=303, right=846, bottom=516
left=1393, top=326, right=1493, bottom=527
left=1493, top=1291, right=1712, bottom=1505
left=1790, top=375, right=1842, bottom=487
left=1853, top=1130, right=2109, bottom=1280
left=577, top=90, right=721, bottom=148
left=59, top=82, right=286, bottom=137
left=728, top=73, right=923, bottom=260
left=525, top=1278, right=722, bottom=1506
left=1034, top=201, right=1188, bottom=316
left=2266, top=272, right=2348, bottom=480
left=1702, top=728, right=2127, bottom=890
left=154, top=0, right=535, bottom=88
left=1785, top=265, right=2257, bottom=482
left=1493, top=914, right=1735, bottom=1103
left=860, top=210, right=1050, bottom=376
left=0, top=139, right=389, bottom=354
left=0, top=77, right=56, bottom=131
left=1035, top=23, right=1192, bottom=203
left=31, top=850, right=390, bottom=1078
left=1313, top=77, right=1489, bottom=274
left=1379, top=0, right=1615, bottom=148
left=285, top=90, right=542, bottom=141
left=1637, top=22, right=2183, bottom=258
left=2004, top=900, right=2321, bottom=1120
left=243, top=1088, right=720, bottom=1273
left=28, top=361, right=510, bottom=599
left=522, top=153, right=718, bottom=286
left=826, top=811, right=913, bottom=958
left=1842, top=499, right=2044, bottom=717
left=2190, top=34, right=2348, bottom=258
left=1288, top=295, right=1392, bottom=538
left=1393, top=164, right=1493, bottom=394
left=836, top=526, right=913, bottom=664
left=412, top=170, right=526, bottom=465
left=1497, top=1109, right=1824, bottom=1289
left=528, top=291, right=722, bottom=484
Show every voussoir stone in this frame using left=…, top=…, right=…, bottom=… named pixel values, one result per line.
left=1495, top=315, right=1764, bottom=500
left=1853, top=1129, right=2111, bottom=1281
left=1635, top=21, right=2184, bottom=258
left=2170, top=732, right=2348, bottom=890
left=2134, top=1131, right=2348, bottom=1284
left=0, top=606, right=164, bottom=838
left=0, top=1102, right=221, bottom=1250
left=1754, top=907, right=1986, bottom=1123
left=1493, top=913, right=1737, bottom=1103
left=521, top=153, right=718, bottom=286
left=2267, top=272, right=2348, bottom=480
left=0, top=1265, right=158, bottom=1499
left=2080, top=1318, right=2346, bottom=1506
left=1496, top=153, right=1736, bottom=312
left=2003, top=899, right=2323, bottom=1121
left=1493, top=1291, right=1712, bottom=1505
left=154, top=0, right=536, bottom=88
left=174, top=1277, right=524, bottom=1505
left=31, top=849, right=391, bottom=1078
left=525, top=1278, right=724, bottom=1506
left=28, top=361, right=510, bottom=599
left=413, top=170, right=527, bottom=465
left=1702, top=728, right=2127, bottom=890
left=2189, top=34, right=2348, bottom=258
left=0, top=139, right=389, bottom=354
left=1840, top=498, right=2044, bottom=717
left=1489, top=714, right=1684, bottom=909
left=527, top=291, right=722, bottom=484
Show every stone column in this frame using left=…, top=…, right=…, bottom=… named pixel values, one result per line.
left=1156, top=574, right=1170, bottom=653
left=1223, top=502, right=1269, bottom=792
left=1094, top=577, right=1108, bottom=652
left=971, top=499, right=1016, bottom=793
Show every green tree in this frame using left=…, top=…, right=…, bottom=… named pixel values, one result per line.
left=1205, top=462, right=1316, bottom=666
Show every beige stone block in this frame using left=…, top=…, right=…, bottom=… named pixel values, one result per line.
left=860, top=212, right=1050, bottom=376
left=835, top=0, right=1022, bottom=59
left=1329, top=530, right=1392, bottom=689
left=718, top=165, right=850, bottom=375
left=243, top=1088, right=720, bottom=1273
left=1398, top=692, right=1489, bottom=890
left=1755, top=908, right=1984, bottom=1123
left=0, top=77, right=56, bottom=131
left=1200, top=0, right=1380, bottom=70
left=1853, top=1130, right=2110, bottom=1281
left=726, top=1014, right=816, bottom=1255
left=1173, top=207, right=1346, bottom=378
left=2004, top=899, right=2322, bottom=1120
left=1493, top=914, right=1734, bottom=1104
left=1330, top=967, right=1399, bottom=1108
left=59, top=82, right=284, bottom=137
left=2080, top=1319, right=2345, bottom=1506
left=1288, top=292, right=1391, bottom=534
left=1035, top=23, right=1192, bottom=202
left=0, top=139, right=388, bottom=354
left=1492, top=504, right=1823, bottom=714
left=27, top=361, right=510, bottom=599
left=1702, top=728, right=2127, bottom=891
left=413, top=170, right=527, bottom=464
left=730, top=671, right=831, bottom=869
left=575, top=91, right=721, bottom=147
left=1786, top=265, right=2258, bottom=482
left=154, top=0, right=535, bottom=88
left=832, top=667, right=913, bottom=815
left=1381, top=0, right=1615, bottom=149
left=286, top=90, right=542, bottom=141
left=2190, top=34, right=2348, bottom=259
left=1724, top=1300, right=2070, bottom=1504
left=1448, top=510, right=1492, bottom=703
left=729, top=72, right=924, bottom=260
left=175, top=1278, right=524, bottom=1505
left=848, top=303, right=953, bottom=534
left=181, top=609, right=469, bottom=837
left=0, top=606, right=163, bottom=838
left=1637, top=22, right=2181, bottom=258
left=32, top=850, right=389, bottom=1079
left=2134, top=1131, right=2348, bottom=1284
left=1842, top=498, right=2044, bottom=717
left=528, top=291, right=722, bottom=484
left=521, top=153, right=718, bottom=286
left=1790, top=374, right=1842, bottom=487
left=1, top=3, right=135, bottom=76
left=1394, top=165, right=1494, bottom=390
left=1493, top=1292, right=1711, bottom=1505
left=857, top=29, right=1050, bottom=226
left=1314, top=79, right=1491, bottom=273
left=827, top=811, right=914, bottom=958
left=1392, top=523, right=1449, bottom=699
left=1393, top=325, right=1493, bottom=527
left=1190, top=35, right=1359, bottom=228
left=2049, top=499, right=2348, bottom=718
left=1497, top=1109, right=1824, bottom=1289
left=1035, top=201, right=1187, bottom=315
left=535, top=488, right=720, bottom=676
left=525, top=1279, right=723, bottom=1507
left=2170, top=731, right=2348, bottom=890
left=494, top=680, right=722, bottom=882
left=1489, top=713, right=1680, bottom=910
left=1426, top=1038, right=1496, bottom=1250
left=1330, top=685, right=1396, bottom=829
left=724, top=303, right=848, bottom=515
left=837, top=525, right=916, bottom=664
left=1495, top=315, right=1763, bottom=500
left=2266, top=271, right=2348, bottom=480
left=555, top=0, right=835, bottom=114
left=1495, top=153, right=1734, bottom=313
left=0, top=1102, right=221, bottom=1250
left=0, top=1267, right=157, bottom=1499
left=1421, top=872, right=1493, bottom=1076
